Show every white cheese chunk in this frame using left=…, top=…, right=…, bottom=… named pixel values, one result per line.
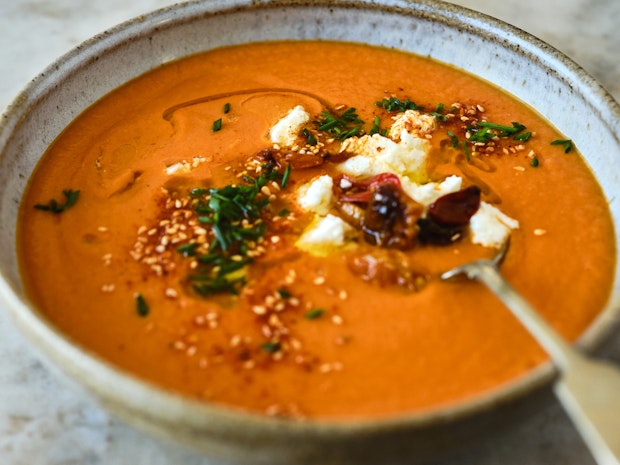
left=339, top=131, right=430, bottom=183
left=297, top=175, right=334, bottom=215
left=296, top=214, right=353, bottom=256
left=400, top=175, right=462, bottom=207
left=269, top=105, right=310, bottom=147
left=469, top=201, right=519, bottom=248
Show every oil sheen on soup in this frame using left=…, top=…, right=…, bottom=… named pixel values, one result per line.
left=18, top=41, right=615, bottom=420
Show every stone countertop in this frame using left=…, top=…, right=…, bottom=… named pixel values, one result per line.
left=0, top=1, right=618, bottom=464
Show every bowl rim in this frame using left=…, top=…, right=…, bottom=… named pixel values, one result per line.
left=1, top=0, right=619, bottom=442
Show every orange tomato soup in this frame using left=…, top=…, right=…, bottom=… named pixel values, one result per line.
left=17, top=41, right=615, bottom=419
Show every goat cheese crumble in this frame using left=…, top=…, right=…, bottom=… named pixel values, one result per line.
left=268, top=105, right=518, bottom=254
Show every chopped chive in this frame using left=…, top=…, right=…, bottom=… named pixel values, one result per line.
left=177, top=243, right=199, bottom=257
left=212, top=118, right=223, bottom=132
left=369, top=115, right=385, bottom=135
left=514, top=131, right=532, bottom=141
left=446, top=131, right=459, bottom=149
left=135, top=293, right=149, bottom=317
left=261, top=342, right=281, bottom=354
left=278, top=208, right=291, bottom=217
left=462, top=140, right=471, bottom=162
left=277, top=288, right=292, bottom=299
left=189, top=188, right=208, bottom=197
left=34, top=189, right=80, bottom=214
left=302, top=127, right=317, bottom=146
left=281, top=163, right=291, bottom=188
left=551, top=139, right=573, bottom=153
left=315, top=107, right=364, bottom=140
left=223, top=102, right=231, bottom=114
left=376, top=97, right=423, bottom=112
left=530, top=156, right=540, bottom=167
left=305, top=308, right=325, bottom=320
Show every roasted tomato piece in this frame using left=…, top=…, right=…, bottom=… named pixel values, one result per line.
left=361, top=183, right=423, bottom=249
left=428, top=185, right=481, bottom=226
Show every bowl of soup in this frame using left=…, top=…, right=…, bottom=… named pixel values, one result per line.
left=1, top=0, right=619, bottom=464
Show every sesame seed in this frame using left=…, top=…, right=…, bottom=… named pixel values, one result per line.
left=332, top=315, right=344, bottom=325
left=313, top=276, right=326, bottom=285
left=319, top=363, right=332, bottom=373
left=534, top=228, right=548, bottom=236
left=252, top=305, right=267, bottom=315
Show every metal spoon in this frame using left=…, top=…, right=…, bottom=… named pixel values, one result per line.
left=441, top=240, right=620, bottom=465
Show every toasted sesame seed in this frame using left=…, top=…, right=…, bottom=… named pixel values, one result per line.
left=165, top=288, right=178, bottom=299
left=252, top=305, right=267, bottom=315
left=534, top=228, right=548, bottom=236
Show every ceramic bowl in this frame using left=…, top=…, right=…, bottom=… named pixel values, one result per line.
left=1, top=1, right=619, bottom=464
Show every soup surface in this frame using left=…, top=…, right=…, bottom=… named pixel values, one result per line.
left=18, top=41, right=615, bottom=420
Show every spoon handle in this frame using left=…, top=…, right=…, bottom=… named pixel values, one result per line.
left=473, top=262, right=620, bottom=465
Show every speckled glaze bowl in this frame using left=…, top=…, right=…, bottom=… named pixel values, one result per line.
left=1, top=1, right=620, bottom=464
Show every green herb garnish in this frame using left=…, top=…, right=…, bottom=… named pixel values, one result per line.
left=212, top=118, right=223, bottom=132
left=223, top=102, right=231, bottom=114
left=551, top=139, right=573, bottom=153
left=302, top=127, right=318, bottom=146
left=376, top=97, right=423, bottom=112
left=281, top=163, right=291, bottom=189
left=468, top=121, right=526, bottom=143
left=261, top=342, right=281, bottom=354
left=446, top=131, right=460, bottom=149
left=462, top=140, right=471, bottom=162
left=177, top=243, right=199, bottom=257
left=34, top=189, right=80, bottom=214
left=305, top=308, right=325, bottom=320
left=369, top=115, right=386, bottom=136
left=277, top=288, right=292, bottom=299
left=530, top=156, right=540, bottom=167
left=316, top=107, right=364, bottom=140
left=181, top=163, right=291, bottom=297
left=135, top=293, right=149, bottom=317
left=514, top=131, right=532, bottom=141
left=431, top=103, right=448, bottom=122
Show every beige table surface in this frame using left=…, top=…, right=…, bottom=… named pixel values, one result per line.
left=1, top=1, right=619, bottom=464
